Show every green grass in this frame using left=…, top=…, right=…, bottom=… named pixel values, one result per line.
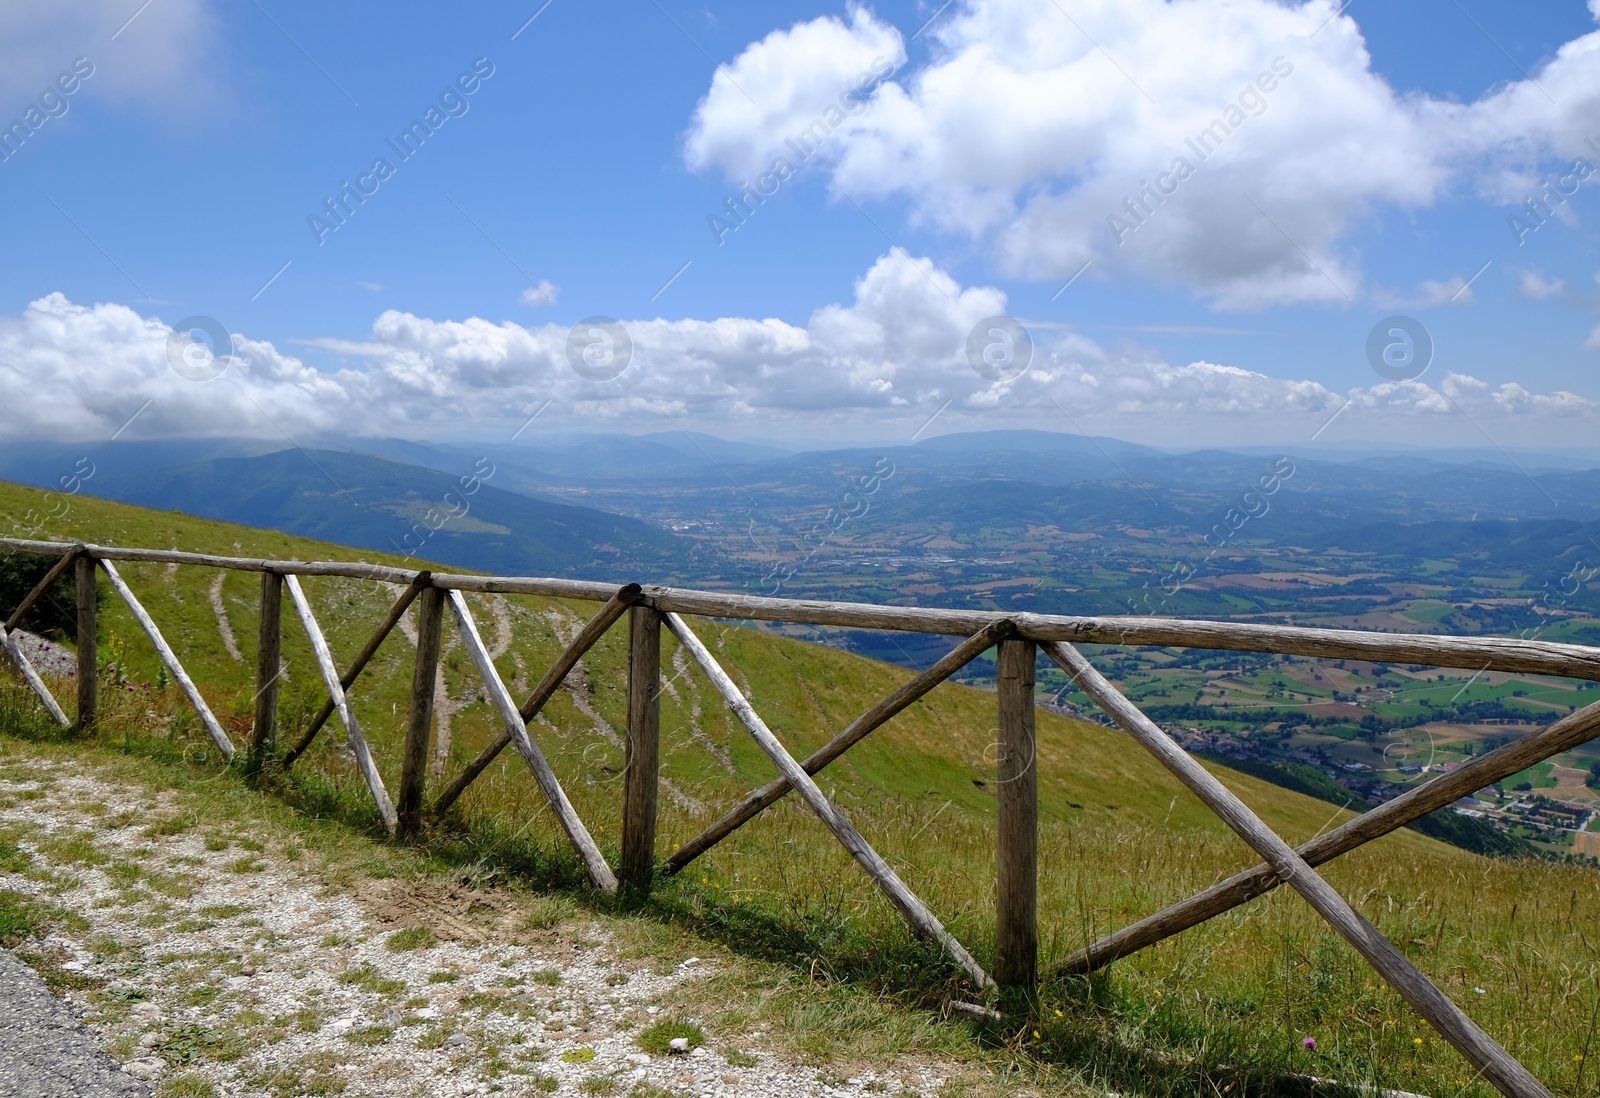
left=1, top=481, right=1599, bottom=1096
left=385, top=926, right=437, bottom=952
left=636, top=1019, right=705, bottom=1054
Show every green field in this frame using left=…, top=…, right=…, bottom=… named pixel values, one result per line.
left=2, top=481, right=1599, bottom=1096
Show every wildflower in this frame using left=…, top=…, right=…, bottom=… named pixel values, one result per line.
left=1053, top=1009, right=1063, bottom=1018
left=1302, top=1037, right=1318, bottom=1050
left=1413, top=1037, right=1423, bottom=1047
left=1032, top=1030, right=1041, bottom=1039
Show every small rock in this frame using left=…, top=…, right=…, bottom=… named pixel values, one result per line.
left=669, top=1037, right=690, bottom=1052
left=416, top=1007, right=438, bottom=1019
left=626, top=1054, right=651, bottom=1065
left=721, top=1075, right=739, bottom=1085
left=123, top=1056, right=165, bottom=1080
left=446, top=1032, right=470, bottom=1047
left=646, top=1006, right=660, bottom=1015
left=136, top=1032, right=160, bottom=1050
left=60, top=960, right=85, bottom=973
left=240, top=964, right=257, bottom=976
left=690, top=1047, right=705, bottom=1058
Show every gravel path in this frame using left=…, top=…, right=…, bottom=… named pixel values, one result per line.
left=0, top=761, right=954, bottom=1098
left=0, top=949, right=150, bottom=1098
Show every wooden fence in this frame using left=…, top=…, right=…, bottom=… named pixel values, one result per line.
left=3, top=535, right=1599, bottom=1098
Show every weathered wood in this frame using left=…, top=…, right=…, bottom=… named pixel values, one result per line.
left=666, top=618, right=1018, bottom=874
left=647, top=588, right=1600, bottom=682
left=5, top=545, right=83, bottom=632
left=284, top=573, right=433, bottom=767
left=397, top=585, right=444, bottom=835
left=1056, top=692, right=1600, bottom=977
left=664, top=611, right=992, bottom=988
left=445, top=590, right=618, bottom=892
left=252, top=571, right=283, bottom=768
left=994, top=638, right=1038, bottom=989
left=2, top=539, right=1597, bottom=683
left=99, top=560, right=234, bottom=759
left=0, top=539, right=424, bottom=584
left=283, top=575, right=399, bottom=835
left=75, top=555, right=96, bottom=728
left=1045, top=640, right=1552, bottom=1098
left=621, top=605, right=662, bottom=893
left=0, top=625, right=69, bottom=726
left=430, top=584, right=642, bottom=818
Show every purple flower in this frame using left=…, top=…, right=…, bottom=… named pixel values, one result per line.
left=1302, top=1037, right=1318, bottom=1050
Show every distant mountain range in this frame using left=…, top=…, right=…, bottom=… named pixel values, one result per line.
left=4, top=446, right=691, bottom=581
left=1, top=430, right=1597, bottom=601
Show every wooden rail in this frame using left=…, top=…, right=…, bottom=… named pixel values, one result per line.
left=0, top=536, right=1589, bottom=1098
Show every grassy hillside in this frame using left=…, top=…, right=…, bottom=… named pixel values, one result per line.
left=2, top=481, right=1598, bottom=1096
left=85, top=448, right=692, bottom=579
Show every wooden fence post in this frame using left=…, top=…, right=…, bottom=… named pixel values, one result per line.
left=75, top=555, right=97, bottom=728
left=252, top=571, right=283, bottom=769
left=995, top=637, right=1038, bottom=990
left=622, top=604, right=661, bottom=894
left=399, top=585, right=444, bottom=834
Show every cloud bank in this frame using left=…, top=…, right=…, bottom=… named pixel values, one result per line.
left=2, top=251, right=1594, bottom=448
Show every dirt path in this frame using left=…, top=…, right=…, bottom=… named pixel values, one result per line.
left=208, top=572, right=244, bottom=663
left=0, top=759, right=948, bottom=1098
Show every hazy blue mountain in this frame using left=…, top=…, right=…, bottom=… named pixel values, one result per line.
left=80, top=448, right=695, bottom=580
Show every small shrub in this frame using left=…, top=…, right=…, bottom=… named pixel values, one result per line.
left=561, top=1047, right=597, bottom=1063
left=385, top=926, right=437, bottom=952
left=337, top=964, right=403, bottom=995
left=346, top=1024, right=394, bottom=1046
left=157, top=1074, right=218, bottom=1098
left=636, top=1020, right=704, bottom=1055
left=0, top=889, right=43, bottom=945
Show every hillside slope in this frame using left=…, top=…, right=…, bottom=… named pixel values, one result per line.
left=83, top=448, right=694, bottom=580
left=1, top=480, right=1596, bottom=1094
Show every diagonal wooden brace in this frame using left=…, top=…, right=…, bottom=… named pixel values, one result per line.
left=0, top=624, right=70, bottom=726
left=284, top=571, right=432, bottom=767
left=284, top=575, right=399, bottom=834
left=445, top=590, right=618, bottom=893
left=99, top=559, right=235, bottom=759
left=666, top=617, right=1017, bottom=874
left=4, top=544, right=83, bottom=633
left=1055, top=692, right=1600, bottom=977
left=430, top=583, right=642, bottom=818
left=1045, top=640, right=1551, bottom=1098
left=665, top=612, right=992, bottom=990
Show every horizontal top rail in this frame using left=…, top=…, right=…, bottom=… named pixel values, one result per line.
left=4, top=536, right=1598, bottom=681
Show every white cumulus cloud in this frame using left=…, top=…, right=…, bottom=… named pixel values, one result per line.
left=684, top=0, right=1600, bottom=308
left=0, top=252, right=1594, bottom=448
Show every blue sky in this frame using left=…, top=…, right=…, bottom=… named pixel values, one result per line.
left=1, top=0, right=1598, bottom=450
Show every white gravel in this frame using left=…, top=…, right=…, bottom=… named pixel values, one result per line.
left=0, top=763, right=952, bottom=1097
